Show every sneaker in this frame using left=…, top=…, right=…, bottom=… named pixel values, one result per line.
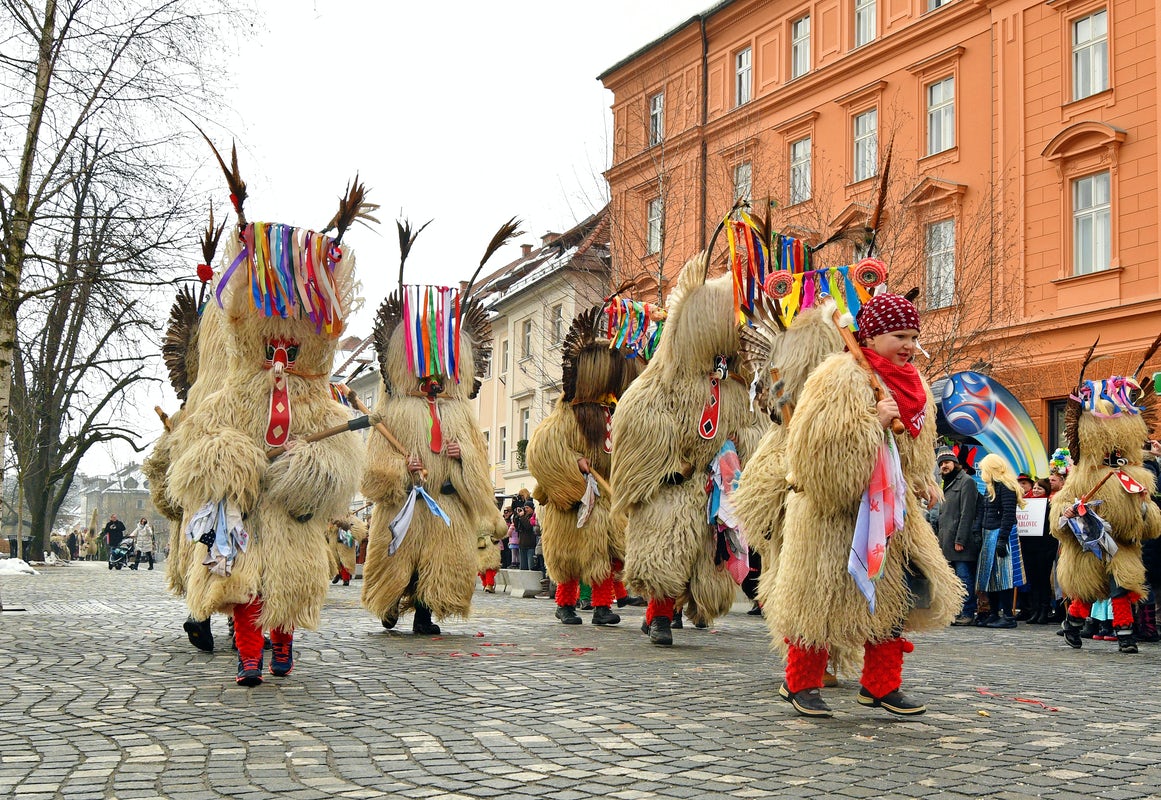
left=789, top=688, right=833, bottom=717
left=823, top=670, right=839, bottom=688
left=591, top=606, right=621, bottom=626
left=236, top=656, right=263, bottom=687
left=483, top=585, right=495, bottom=594
left=987, top=616, right=1017, bottom=629
left=951, top=614, right=975, bottom=626
left=857, top=687, right=926, bottom=716
left=270, top=642, right=294, bottom=676
left=555, top=605, right=582, bottom=625
left=183, top=616, right=214, bottom=652
left=777, top=682, right=791, bottom=701
left=975, top=614, right=997, bottom=627
left=648, top=616, right=673, bottom=646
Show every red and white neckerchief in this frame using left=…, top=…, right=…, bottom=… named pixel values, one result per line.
left=263, top=337, right=299, bottom=447
left=420, top=378, right=444, bottom=453
left=699, top=355, right=729, bottom=440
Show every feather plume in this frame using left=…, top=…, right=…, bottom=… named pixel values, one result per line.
left=190, top=122, right=248, bottom=226
left=704, top=197, right=748, bottom=279
left=395, top=217, right=433, bottom=292
left=808, top=223, right=864, bottom=257
left=462, top=217, right=522, bottom=302
left=904, top=286, right=920, bottom=304
left=200, top=202, right=225, bottom=267
left=323, top=177, right=380, bottom=244
left=560, top=305, right=604, bottom=401
left=460, top=295, right=493, bottom=399
left=1076, top=337, right=1101, bottom=389
left=373, top=290, right=404, bottom=394
left=162, top=286, right=201, bottom=401
left=866, top=135, right=894, bottom=255
left=1132, top=332, right=1161, bottom=380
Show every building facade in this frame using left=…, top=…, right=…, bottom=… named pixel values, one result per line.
left=599, top=0, right=1160, bottom=453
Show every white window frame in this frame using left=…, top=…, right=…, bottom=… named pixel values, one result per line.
left=791, top=16, right=811, bottom=79
left=735, top=47, right=752, bottom=106
left=790, top=137, right=812, bottom=204
left=733, top=161, right=752, bottom=203
left=500, top=339, right=509, bottom=375
left=520, top=318, right=532, bottom=359
left=1072, top=10, right=1109, bottom=101
left=550, top=304, right=563, bottom=344
left=1072, top=171, right=1111, bottom=275
left=520, top=406, right=531, bottom=442
left=925, top=219, right=956, bottom=309
left=927, top=0, right=947, bottom=9
left=498, top=426, right=507, bottom=463
left=646, top=197, right=663, bottom=255
left=853, top=108, right=878, bottom=183
left=926, top=77, right=955, bottom=155
left=855, top=0, right=877, bottom=48
left=649, top=92, right=665, bottom=146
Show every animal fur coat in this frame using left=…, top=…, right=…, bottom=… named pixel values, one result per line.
left=611, top=253, right=768, bottom=624
left=327, top=516, right=369, bottom=578
left=763, top=352, right=963, bottom=675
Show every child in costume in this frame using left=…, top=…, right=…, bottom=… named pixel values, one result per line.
left=611, top=252, right=768, bottom=645
left=766, top=292, right=962, bottom=717
left=1050, top=344, right=1161, bottom=654
left=166, top=152, right=367, bottom=685
left=328, top=515, right=369, bottom=586
left=360, top=220, right=516, bottom=634
left=527, top=305, right=631, bottom=627
left=476, top=513, right=507, bottom=593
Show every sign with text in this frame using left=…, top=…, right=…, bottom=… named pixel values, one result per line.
left=1016, top=497, right=1047, bottom=537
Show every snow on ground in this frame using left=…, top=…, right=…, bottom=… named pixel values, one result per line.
left=0, top=558, right=39, bottom=575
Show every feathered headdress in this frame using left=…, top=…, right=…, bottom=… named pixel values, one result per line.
left=1064, top=334, right=1161, bottom=459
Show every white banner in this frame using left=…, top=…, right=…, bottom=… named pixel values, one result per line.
left=1016, top=497, right=1047, bottom=537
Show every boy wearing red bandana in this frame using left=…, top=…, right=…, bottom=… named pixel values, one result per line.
left=765, top=292, right=964, bottom=717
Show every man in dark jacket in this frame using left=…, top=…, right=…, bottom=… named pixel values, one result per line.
left=102, top=515, right=126, bottom=550
left=936, top=448, right=980, bottom=625
left=512, top=505, right=537, bottom=571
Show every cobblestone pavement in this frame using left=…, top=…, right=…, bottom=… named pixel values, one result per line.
left=2, top=561, right=1159, bottom=800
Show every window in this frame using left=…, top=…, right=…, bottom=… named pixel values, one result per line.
left=550, top=304, right=563, bottom=343
left=733, top=161, right=752, bottom=202
left=500, top=339, right=509, bottom=374
left=482, top=341, right=493, bottom=379
left=498, top=426, right=507, bottom=463
left=926, top=77, right=955, bottom=155
left=925, top=219, right=956, bottom=308
left=854, top=0, right=877, bottom=48
left=520, top=319, right=532, bottom=359
left=1072, top=171, right=1111, bottom=275
left=735, top=47, right=752, bottom=106
left=791, top=16, right=811, bottom=79
left=927, top=0, right=948, bottom=9
left=646, top=197, right=663, bottom=255
left=789, top=137, right=812, bottom=204
left=853, top=108, right=878, bottom=182
left=520, top=406, right=531, bottom=441
left=649, top=92, right=664, bottom=146
left=1072, top=10, right=1108, bottom=101
left=483, top=430, right=490, bottom=457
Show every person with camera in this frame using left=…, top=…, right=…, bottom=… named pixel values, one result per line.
left=511, top=503, right=538, bottom=571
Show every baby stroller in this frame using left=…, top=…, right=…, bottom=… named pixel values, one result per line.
left=108, top=535, right=135, bottom=570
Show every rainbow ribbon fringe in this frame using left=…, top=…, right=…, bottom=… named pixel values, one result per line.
left=403, top=285, right=461, bottom=382
left=605, top=297, right=663, bottom=360
left=216, top=222, right=345, bottom=335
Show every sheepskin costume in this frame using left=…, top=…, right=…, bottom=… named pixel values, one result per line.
left=166, top=197, right=365, bottom=685
left=766, top=294, right=962, bottom=714
left=327, top=515, right=369, bottom=585
left=611, top=252, right=768, bottom=640
left=359, top=291, right=496, bottom=633
left=1049, top=347, right=1161, bottom=653
left=526, top=305, right=631, bottom=625
left=475, top=511, right=507, bottom=592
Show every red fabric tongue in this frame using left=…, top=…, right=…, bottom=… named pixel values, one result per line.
left=699, top=376, right=721, bottom=440
left=428, top=398, right=443, bottom=453
left=265, top=373, right=291, bottom=447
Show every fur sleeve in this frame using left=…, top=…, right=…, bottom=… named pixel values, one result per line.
left=361, top=429, right=409, bottom=507
left=526, top=410, right=588, bottom=509
left=263, top=405, right=365, bottom=523
left=143, top=429, right=182, bottom=522
left=166, top=393, right=268, bottom=513
left=786, top=353, right=882, bottom=503
left=610, top=371, right=691, bottom=517
left=445, top=411, right=497, bottom=521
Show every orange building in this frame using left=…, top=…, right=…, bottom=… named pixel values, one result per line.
left=599, top=0, right=1161, bottom=455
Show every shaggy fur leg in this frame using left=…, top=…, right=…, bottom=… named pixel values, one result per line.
left=591, top=575, right=615, bottom=608
left=556, top=579, right=580, bottom=607
left=1111, top=595, right=1135, bottom=628
left=785, top=642, right=829, bottom=693
left=645, top=597, right=675, bottom=626
left=1068, top=598, right=1092, bottom=619
left=860, top=638, right=914, bottom=699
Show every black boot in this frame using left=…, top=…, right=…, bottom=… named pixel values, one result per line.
left=1063, top=614, right=1085, bottom=649
left=591, top=606, right=620, bottom=626
left=1117, top=628, right=1139, bottom=654
left=412, top=604, right=441, bottom=635
left=331, top=574, right=341, bottom=585
left=555, top=605, right=582, bottom=625
left=183, top=616, right=214, bottom=652
left=647, top=616, right=673, bottom=646
left=671, top=609, right=684, bottom=629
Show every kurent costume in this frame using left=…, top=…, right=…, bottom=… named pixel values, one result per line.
left=611, top=251, right=768, bottom=645
left=327, top=516, right=369, bottom=586
left=360, top=221, right=515, bottom=634
left=527, top=305, right=637, bottom=626
left=476, top=513, right=507, bottom=593
left=763, top=292, right=962, bottom=717
left=1049, top=342, right=1161, bottom=653
left=166, top=157, right=367, bottom=685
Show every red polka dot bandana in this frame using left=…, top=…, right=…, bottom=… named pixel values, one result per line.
left=856, top=293, right=920, bottom=342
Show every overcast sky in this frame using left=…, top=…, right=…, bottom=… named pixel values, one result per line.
left=102, top=0, right=714, bottom=474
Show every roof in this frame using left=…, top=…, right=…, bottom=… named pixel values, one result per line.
left=597, top=0, right=735, bottom=81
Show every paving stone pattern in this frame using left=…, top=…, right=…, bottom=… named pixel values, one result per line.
left=1, top=562, right=1159, bottom=799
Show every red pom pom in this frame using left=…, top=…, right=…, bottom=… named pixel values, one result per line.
left=764, top=270, right=794, bottom=299
left=853, top=257, right=887, bottom=288
left=196, top=263, right=213, bottom=282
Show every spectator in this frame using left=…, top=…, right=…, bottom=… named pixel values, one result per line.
left=976, top=454, right=1026, bottom=628
left=499, top=506, right=514, bottom=569
left=512, top=504, right=537, bottom=571
left=936, top=447, right=980, bottom=626
left=67, top=529, right=79, bottom=560
left=102, top=515, right=126, bottom=551
left=130, top=517, right=155, bottom=570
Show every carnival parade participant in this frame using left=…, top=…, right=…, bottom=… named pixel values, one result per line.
left=527, top=305, right=632, bottom=627
left=166, top=152, right=367, bottom=685
left=765, top=291, right=963, bottom=717
left=328, top=515, right=368, bottom=587
left=1050, top=344, right=1161, bottom=653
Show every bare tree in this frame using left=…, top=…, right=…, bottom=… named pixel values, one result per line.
left=0, top=0, right=237, bottom=555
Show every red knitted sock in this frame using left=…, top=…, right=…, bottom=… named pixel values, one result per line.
left=861, top=638, right=913, bottom=699
left=591, top=575, right=615, bottom=608
left=785, top=642, right=829, bottom=693
left=555, top=579, right=580, bottom=607
left=646, top=597, right=675, bottom=625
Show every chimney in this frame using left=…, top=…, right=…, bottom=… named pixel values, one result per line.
left=521, top=244, right=533, bottom=258
left=541, top=232, right=561, bottom=247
